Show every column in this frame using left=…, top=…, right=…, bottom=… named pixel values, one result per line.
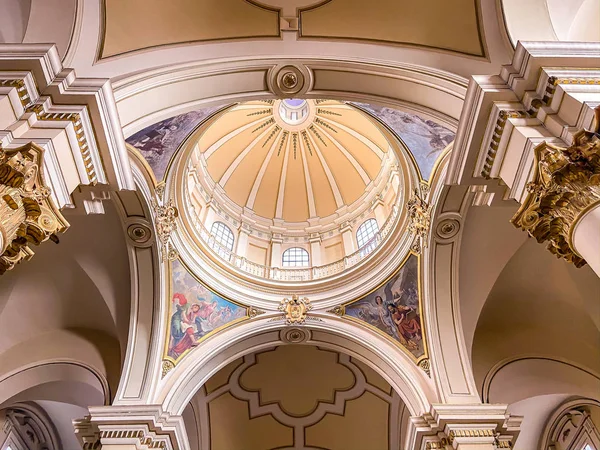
left=340, top=222, right=356, bottom=256
left=573, top=202, right=600, bottom=277
left=510, top=129, right=600, bottom=277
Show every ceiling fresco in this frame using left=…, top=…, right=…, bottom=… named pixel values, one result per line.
left=184, top=345, right=408, bottom=449
left=352, top=103, right=455, bottom=180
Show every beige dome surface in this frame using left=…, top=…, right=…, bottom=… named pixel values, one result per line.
left=196, top=99, right=394, bottom=223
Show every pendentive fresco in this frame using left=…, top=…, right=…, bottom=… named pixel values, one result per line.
left=344, top=254, right=425, bottom=359
left=166, top=259, right=247, bottom=362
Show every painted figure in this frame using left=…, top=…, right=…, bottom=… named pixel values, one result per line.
left=345, top=255, right=423, bottom=358
left=167, top=260, right=246, bottom=361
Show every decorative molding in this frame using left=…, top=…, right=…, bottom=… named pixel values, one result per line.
left=127, top=222, right=153, bottom=246
left=0, top=45, right=134, bottom=192
left=512, top=129, right=600, bottom=267
left=407, top=404, right=521, bottom=450
left=3, top=402, right=60, bottom=450
left=481, top=109, right=528, bottom=179
left=0, top=142, right=68, bottom=275
left=435, top=217, right=461, bottom=240
left=268, top=64, right=312, bottom=97
left=75, top=406, right=187, bottom=450
left=280, top=327, right=311, bottom=344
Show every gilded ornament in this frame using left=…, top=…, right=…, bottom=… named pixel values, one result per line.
left=407, top=188, right=431, bottom=254
left=512, top=129, right=600, bottom=267
left=418, top=358, right=431, bottom=376
left=248, top=307, right=266, bottom=318
left=279, top=294, right=312, bottom=325
left=281, top=72, right=298, bottom=90
left=161, top=360, right=175, bottom=378
left=0, top=143, right=68, bottom=274
left=327, top=305, right=344, bottom=316
left=425, top=439, right=448, bottom=450
left=152, top=195, right=179, bottom=262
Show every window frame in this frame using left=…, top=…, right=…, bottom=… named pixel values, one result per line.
left=356, top=218, right=380, bottom=253
left=282, top=247, right=310, bottom=267
left=209, top=221, right=235, bottom=260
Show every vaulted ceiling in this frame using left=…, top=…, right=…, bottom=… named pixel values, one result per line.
left=183, top=344, right=408, bottom=450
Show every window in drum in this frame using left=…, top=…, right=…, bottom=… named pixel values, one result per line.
left=210, top=221, right=235, bottom=259
left=356, top=218, right=379, bottom=254
left=282, top=247, right=310, bottom=267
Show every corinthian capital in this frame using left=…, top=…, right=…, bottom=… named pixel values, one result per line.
left=0, top=142, right=68, bottom=274
left=512, top=129, right=600, bottom=267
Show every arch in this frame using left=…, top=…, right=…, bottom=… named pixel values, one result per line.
left=155, top=315, right=436, bottom=418
left=0, top=361, right=109, bottom=408
left=482, top=356, right=600, bottom=405
left=282, top=247, right=310, bottom=267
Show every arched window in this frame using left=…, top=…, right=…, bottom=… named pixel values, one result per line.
left=356, top=218, right=379, bottom=250
left=282, top=247, right=309, bottom=267
left=210, top=221, right=235, bottom=254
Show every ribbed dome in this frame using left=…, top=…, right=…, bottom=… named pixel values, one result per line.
left=195, top=99, right=395, bottom=224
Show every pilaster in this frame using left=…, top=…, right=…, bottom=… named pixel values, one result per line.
left=339, top=221, right=356, bottom=256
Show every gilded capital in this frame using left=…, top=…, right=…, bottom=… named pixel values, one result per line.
left=512, top=130, right=600, bottom=267
left=0, top=143, right=68, bottom=274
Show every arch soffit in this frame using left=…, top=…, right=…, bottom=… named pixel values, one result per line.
left=154, top=317, right=436, bottom=417
left=112, top=58, right=468, bottom=140
left=0, top=360, right=110, bottom=408
left=482, top=356, right=600, bottom=404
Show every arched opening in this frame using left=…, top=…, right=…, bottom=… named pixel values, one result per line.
left=182, top=343, right=410, bottom=450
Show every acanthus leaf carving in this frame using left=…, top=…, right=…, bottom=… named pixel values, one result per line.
left=407, top=187, right=431, bottom=254
left=0, top=143, right=68, bottom=275
left=512, top=130, right=600, bottom=267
